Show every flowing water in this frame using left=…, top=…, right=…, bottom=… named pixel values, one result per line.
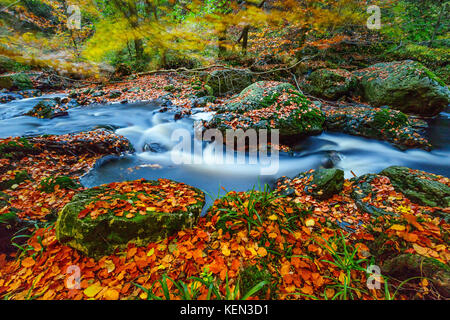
left=1, top=96, right=449, bottom=210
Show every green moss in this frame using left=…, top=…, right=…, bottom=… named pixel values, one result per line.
left=56, top=180, right=205, bottom=258
left=40, top=176, right=81, bottom=193
left=0, top=138, right=35, bottom=159
left=373, top=109, right=409, bottom=129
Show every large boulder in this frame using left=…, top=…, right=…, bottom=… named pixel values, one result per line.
left=56, top=179, right=205, bottom=258
left=380, top=166, right=450, bottom=208
left=0, top=73, right=33, bottom=91
left=205, top=69, right=253, bottom=96
left=354, top=60, right=450, bottom=116
left=208, top=81, right=325, bottom=137
left=302, top=68, right=357, bottom=100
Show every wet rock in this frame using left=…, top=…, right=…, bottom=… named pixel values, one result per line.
left=350, top=173, right=397, bottom=217
left=191, top=96, right=215, bottom=108
left=143, top=143, right=168, bottom=153
left=27, top=129, right=133, bottom=156
left=91, top=91, right=105, bottom=97
left=24, top=98, right=69, bottom=119
left=205, top=69, right=253, bottom=96
left=0, top=92, right=23, bottom=103
left=302, top=168, right=344, bottom=200
left=321, top=151, right=343, bottom=168
left=323, top=105, right=431, bottom=150
left=380, top=166, right=450, bottom=208
left=354, top=60, right=450, bottom=116
left=16, top=89, right=42, bottom=98
left=56, top=179, right=205, bottom=258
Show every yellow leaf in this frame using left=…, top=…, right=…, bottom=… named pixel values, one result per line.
left=84, top=283, right=103, bottom=298
left=21, top=257, right=35, bottom=268
left=104, top=260, right=115, bottom=273
left=338, top=271, right=347, bottom=284
left=221, top=245, right=231, bottom=257
left=104, top=288, right=119, bottom=300
left=268, top=214, right=278, bottom=221
left=147, top=248, right=155, bottom=257
left=390, top=224, right=405, bottom=231
left=305, top=218, right=315, bottom=227
left=257, top=247, right=267, bottom=257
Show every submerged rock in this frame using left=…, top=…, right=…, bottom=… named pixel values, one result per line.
left=24, top=99, right=69, bottom=119
left=354, top=60, right=450, bottom=116
left=380, top=166, right=450, bottom=208
left=56, top=179, right=205, bottom=258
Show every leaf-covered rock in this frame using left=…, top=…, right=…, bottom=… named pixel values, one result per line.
left=354, top=60, right=450, bottom=116
left=380, top=166, right=450, bottom=208
left=208, top=81, right=324, bottom=137
left=56, top=179, right=205, bottom=258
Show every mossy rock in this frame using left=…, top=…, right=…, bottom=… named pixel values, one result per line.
left=209, top=81, right=324, bottom=137
left=302, top=168, right=344, bottom=200
left=303, top=68, right=357, bottom=100
left=56, top=179, right=205, bottom=258
left=40, top=176, right=81, bottom=193
left=354, top=60, right=450, bottom=116
left=381, top=253, right=450, bottom=298
left=0, top=73, right=33, bottom=90
left=380, top=166, right=450, bottom=209
left=25, top=99, right=67, bottom=119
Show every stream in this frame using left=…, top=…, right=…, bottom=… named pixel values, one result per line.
left=1, top=95, right=449, bottom=210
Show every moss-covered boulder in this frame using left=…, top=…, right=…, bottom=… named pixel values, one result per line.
left=24, top=99, right=69, bottom=119
left=56, top=179, right=205, bottom=258
left=302, top=168, right=344, bottom=200
left=208, top=81, right=324, bottom=137
left=380, top=166, right=450, bottom=208
left=302, top=68, right=357, bottom=100
left=0, top=73, right=33, bottom=91
left=354, top=60, right=450, bottom=116
left=205, top=69, right=253, bottom=96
